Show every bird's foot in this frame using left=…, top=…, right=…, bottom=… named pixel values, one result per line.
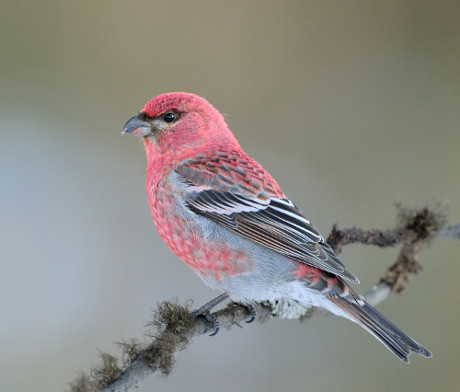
left=190, top=292, right=229, bottom=336
left=243, top=303, right=257, bottom=323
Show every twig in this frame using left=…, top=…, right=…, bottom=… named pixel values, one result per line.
left=69, top=202, right=456, bottom=392
left=438, top=223, right=460, bottom=239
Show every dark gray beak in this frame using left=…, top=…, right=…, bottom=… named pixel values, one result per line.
left=122, top=113, right=152, bottom=137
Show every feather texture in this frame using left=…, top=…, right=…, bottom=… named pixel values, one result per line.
left=176, top=156, right=359, bottom=283
left=125, top=92, right=432, bottom=363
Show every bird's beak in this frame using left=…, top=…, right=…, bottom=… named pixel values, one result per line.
left=122, top=113, right=152, bottom=137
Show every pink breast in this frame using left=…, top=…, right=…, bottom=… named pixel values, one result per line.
left=148, top=178, right=250, bottom=282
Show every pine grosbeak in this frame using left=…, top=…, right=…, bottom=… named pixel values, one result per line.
left=122, top=92, right=431, bottom=362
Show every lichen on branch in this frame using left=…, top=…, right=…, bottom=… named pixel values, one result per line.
left=69, top=202, right=455, bottom=392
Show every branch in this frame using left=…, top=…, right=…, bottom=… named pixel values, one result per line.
left=69, top=202, right=456, bottom=392
left=438, top=222, right=460, bottom=239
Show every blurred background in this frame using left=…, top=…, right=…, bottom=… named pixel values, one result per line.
left=1, top=1, right=459, bottom=391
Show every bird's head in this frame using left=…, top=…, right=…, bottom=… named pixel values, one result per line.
left=122, top=92, right=238, bottom=162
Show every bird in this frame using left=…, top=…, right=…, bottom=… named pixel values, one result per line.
left=122, top=92, right=431, bottom=363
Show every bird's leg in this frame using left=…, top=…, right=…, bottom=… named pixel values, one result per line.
left=190, top=292, right=229, bottom=336
left=192, top=292, right=230, bottom=314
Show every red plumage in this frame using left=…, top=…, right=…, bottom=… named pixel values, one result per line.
left=123, top=92, right=431, bottom=363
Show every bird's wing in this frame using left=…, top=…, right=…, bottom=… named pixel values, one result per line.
left=175, top=156, right=359, bottom=283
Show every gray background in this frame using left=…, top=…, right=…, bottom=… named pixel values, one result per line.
left=1, top=1, right=459, bottom=391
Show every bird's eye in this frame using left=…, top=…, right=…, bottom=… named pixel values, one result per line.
left=164, top=112, right=176, bottom=123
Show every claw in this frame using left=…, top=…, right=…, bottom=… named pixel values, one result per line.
left=200, top=311, right=220, bottom=336
left=244, top=303, right=257, bottom=323
left=190, top=293, right=229, bottom=336
left=191, top=311, right=219, bottom=336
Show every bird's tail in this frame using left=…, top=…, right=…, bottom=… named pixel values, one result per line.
left=327, top=293, right=432, bottom=363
